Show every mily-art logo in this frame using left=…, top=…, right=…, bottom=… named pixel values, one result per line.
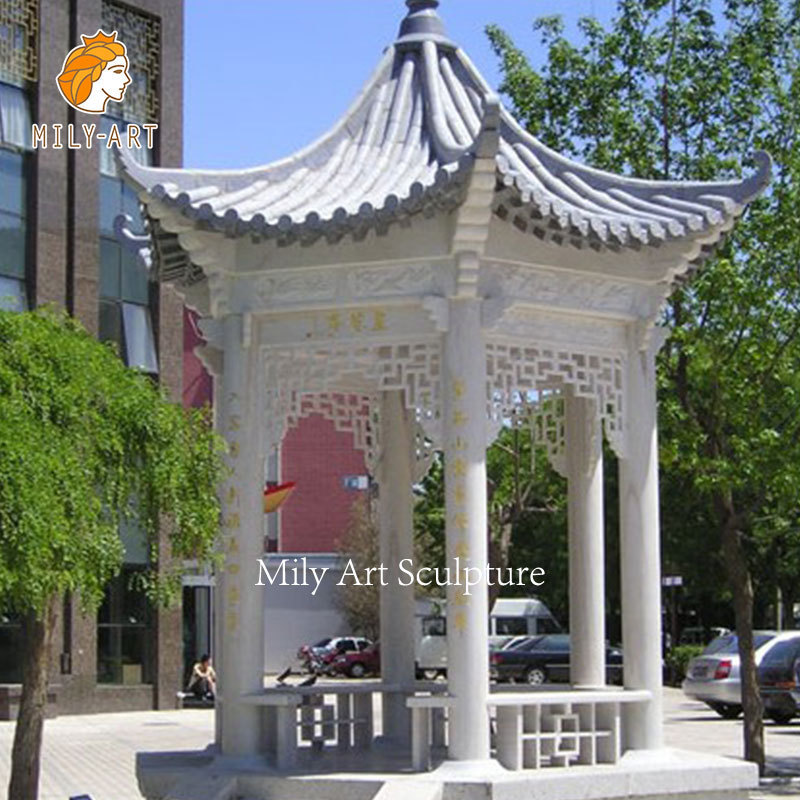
left=57, top=29, right=130, bottom=113
left=32, top=29, right=157, bottom=153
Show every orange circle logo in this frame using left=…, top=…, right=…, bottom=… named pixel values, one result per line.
left=56, top=30, right=131, bottom=114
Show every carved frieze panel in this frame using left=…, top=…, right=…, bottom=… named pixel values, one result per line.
left=493, top=308, right=628, bottom=352
left=481, top=263, right=657, bottom=320
left=253, top=272, right=339, bottom=305
left=233, top=261, right=453, bottom=314
left=350, top=262, right=453, bottom=298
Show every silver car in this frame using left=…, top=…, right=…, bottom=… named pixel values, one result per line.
left=682, top=631, right=777, bottom=718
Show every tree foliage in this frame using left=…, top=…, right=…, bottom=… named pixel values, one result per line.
left=413, top=429, right=571, bottom=619
left=488, top=0, right=800, bottom=770
left=0, top=308, right=224, bottom=613
left=0, top=307, right=225, bottom=800
left=334, top=495, right=381, bottom=640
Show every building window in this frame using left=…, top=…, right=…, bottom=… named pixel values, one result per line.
left=0, top=0, right=38, bottom=86
left=0, top=81, right=30, bottom=311
left=101, top=0, right=160, bottom=126
left=98, top=116, right=158, bottom=373
left=97, top=565, right=153, bottom=685
left=95, top=4, right=162, bottom=688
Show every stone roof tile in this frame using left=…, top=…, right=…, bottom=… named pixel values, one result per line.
left=121, top=0, right=770, bottom=253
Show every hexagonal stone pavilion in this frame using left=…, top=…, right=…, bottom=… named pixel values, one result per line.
left=125, top=2, right=769, bottom=799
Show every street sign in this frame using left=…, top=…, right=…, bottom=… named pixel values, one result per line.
left=662, top=575, right=683, bottom=587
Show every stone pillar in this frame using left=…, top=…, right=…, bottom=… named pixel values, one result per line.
left=619, top=341, right=663, bottom=750
left=378, top=391, right=416, bottom=746
left=565, top=393, right=606, bottom=688
left=443, top=298, right=490, bottom=761
left=217, top=314, right=265, bottom=756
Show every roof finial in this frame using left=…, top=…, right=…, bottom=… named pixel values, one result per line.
left=398, top=0, right=447, bottom=42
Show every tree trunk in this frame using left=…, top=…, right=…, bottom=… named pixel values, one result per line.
left=8, top=603, right=55, bottom=800
left=488, top=519, right=513, bottom=609
left=719, top=510, right=764, bottom=772
left=780, top=584, right=794, bottom=630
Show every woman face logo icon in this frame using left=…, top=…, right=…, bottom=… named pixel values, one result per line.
left=56, top=30, right=132, bottom=114
left=97, top=54, right=131, bottom=103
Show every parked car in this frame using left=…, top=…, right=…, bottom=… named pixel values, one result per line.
left=679, top=626, right=732, bottom=646
left=328, top=643, right=380, bottom=678
left=489, top=634, right=623, bottom=685
left=682, top=630, right=777, bottom=718
left=757, top=633, right=800, bottom=724
left=297, top=636, right=372, bottom=673
left=416, top=597, right=560, bottom=679
left=789, top=655, right=800, bottom=720
left=297, top=637, right=333, bottom=672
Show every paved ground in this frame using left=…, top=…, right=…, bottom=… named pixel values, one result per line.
left=2, top=687, right=800, bottom=799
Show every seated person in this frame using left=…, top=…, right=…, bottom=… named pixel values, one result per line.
left=187, top=654, right=217, bottom=700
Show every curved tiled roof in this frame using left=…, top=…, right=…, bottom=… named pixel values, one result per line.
left=122, top=0, right=770, bottom=253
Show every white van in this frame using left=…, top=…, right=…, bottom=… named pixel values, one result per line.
left=415, top=597, right=560, bottom=679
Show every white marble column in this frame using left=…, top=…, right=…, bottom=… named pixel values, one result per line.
left=565, top=392, right=606, bottom=688
left=443, top=298, right=491, bottom=762
left=217, top=314, right=266, bottom=757
left=378, top=391, right=416, bottom=746
left=619, top=340, right=664, bottom=750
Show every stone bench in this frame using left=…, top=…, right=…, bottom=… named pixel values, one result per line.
left=491, top=688, right=652, bottom=770
left=406, top=687, right=652, bottom=772
left=406, top=694, right=454, bottom=771
left=242, top=682, right=392, bottom=770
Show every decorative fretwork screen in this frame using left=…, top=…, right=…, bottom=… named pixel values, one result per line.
left=0, top=0, right=38, bottom=85
left=101, top=0, right=160, bottom=124
left=486, top=342, right=626, bottom=458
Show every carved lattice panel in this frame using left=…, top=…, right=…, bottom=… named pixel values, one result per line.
left=0, top=0, right=37, bottom=84
left=263, top=341, right=442, bottom=454
left=289, top=393, right=379, bottom=473
left=413, top=424, right=435, bottom=483
left=102, top=0, right=160, bottom=124
left=529, top=393, right=567, bottom=477
left=286, top=394, right=436, bottom=481
left=486, top=342, right=625, bottom=458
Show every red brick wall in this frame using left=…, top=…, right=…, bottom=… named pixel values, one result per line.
left=181, top=312, right=363, bottom=552
left=280, top=414, right=367, bottom=553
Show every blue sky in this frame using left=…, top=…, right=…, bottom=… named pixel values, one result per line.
left=183, top=1, right=615, bottom=170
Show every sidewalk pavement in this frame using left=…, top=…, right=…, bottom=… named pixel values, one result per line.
left=0, top=706, right=212, bottom=800
left=1, top=687, right=800, bottom=799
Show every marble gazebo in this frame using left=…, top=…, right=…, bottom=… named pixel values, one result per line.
left=124, top=2, right=769, bottom=799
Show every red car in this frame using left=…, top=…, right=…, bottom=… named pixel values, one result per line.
left=297, top=636, right=373, bottom=674
left=328, top=642, right=380, bottom=678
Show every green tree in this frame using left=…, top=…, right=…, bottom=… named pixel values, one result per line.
left=413, top=424, right=570, bottom=621
left=413, top=454, right=446, bottom=588
left=488, top=0, right=800, bottom=771
left=486, top=421, right=568, bottom=614
left=0, top=308, right=225, bottom=800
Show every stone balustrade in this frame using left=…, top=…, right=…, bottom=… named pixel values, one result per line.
left=407, top=687, right=652, bottom=772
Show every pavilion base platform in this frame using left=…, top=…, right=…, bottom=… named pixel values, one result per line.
left=136, top=746, right=757, bottom=800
